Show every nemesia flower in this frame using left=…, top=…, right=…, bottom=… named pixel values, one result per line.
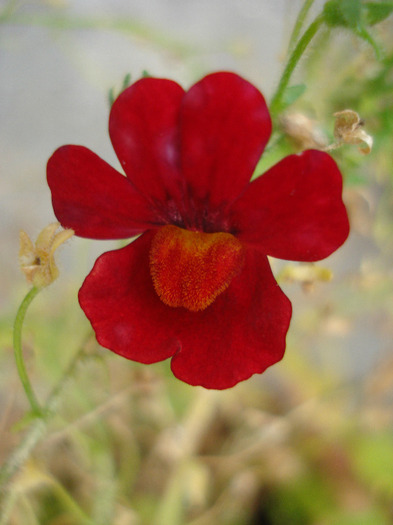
left=47, top=72, right=349, bottom=389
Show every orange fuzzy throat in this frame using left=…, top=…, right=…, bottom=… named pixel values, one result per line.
left=149, top=225, right=245, bottom=312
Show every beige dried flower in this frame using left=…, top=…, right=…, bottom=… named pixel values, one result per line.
left=19, top=223, right=74, bottom=288
left=329, top=109, right=373, bottom=154
left=280, top=112, right=328, bottom=151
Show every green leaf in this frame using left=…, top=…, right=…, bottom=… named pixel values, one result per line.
left=108, top=73, right=132, bottom=107
left=341, top=0, right=363, bottom=28
left=323, top=0, right=386, bottom=59
left=282, top=84, right=307, bottom=107
left=108, top=87, right=115, bottom=107
left=364, top=1, right=393, bottom=25
left=340, top=0, right=362, bottom=28
left=323, top=0, right=349, bottom=27
left=355, top=25, right=384, bottom=59
left=11, top=409, right=47, bottom=432
left=324, top=0, right=393, bottom=28
left=323, top=0, right=362, bottom=28
left=122, top=72, right=132, bottom=89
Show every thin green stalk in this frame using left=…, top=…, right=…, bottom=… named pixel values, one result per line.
left=13, top=287, right=43, bottom=417
left=356, top=26, right=383, bottom=61
left=51, top=479, right=95, bottom=525
left=0, top=454, right=95, bottom=525
left=287, top=0, right=316, bottom=55
left=270, top=13, right=324, bottom=118
left=0, top=339, right=89, bottom=492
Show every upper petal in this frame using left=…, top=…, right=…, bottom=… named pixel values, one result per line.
left=79, top=231, right=291, bottom=389
left=109, top=77, right=186, bottom=207
left=180, top=72, right=272, bottom=209
left=47, top=145, right=158, bottom=239
left=230, top=150, right=350, bottom=261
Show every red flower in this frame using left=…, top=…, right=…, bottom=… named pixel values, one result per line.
left=47, top=72, right=349, bottom=389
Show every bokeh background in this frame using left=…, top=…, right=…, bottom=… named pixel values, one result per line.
left=1, top=1, right=393, bottom=524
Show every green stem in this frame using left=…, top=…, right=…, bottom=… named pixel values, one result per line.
left=356, top=26, right=383, bottom=61
left=51, top=478, right=95, bottom=525
left=0, top=339, right=89, bottom=492
left=13, top=287, right=43, bottom=417
left=287, top=0, right=316, bottom=55
left=270, top=13, right=324, bottom=118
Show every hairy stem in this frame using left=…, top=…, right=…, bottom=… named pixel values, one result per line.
left=287, top=0, right=316, bottom=55
left=270, top=13, right=324, bottom=117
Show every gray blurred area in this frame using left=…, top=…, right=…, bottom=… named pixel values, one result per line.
left=1, top=0, right=312, bottom=306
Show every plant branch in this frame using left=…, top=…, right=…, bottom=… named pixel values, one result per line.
left=270, top=13, right=324, bottom=118
left=0, top=337, right=90, bottom=492
left=287, top=0, right=316, bottom=55
left=13, top=287, right=43, bottom=416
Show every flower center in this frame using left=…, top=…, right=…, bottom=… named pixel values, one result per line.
left=149, top=225, right=245, bottom=312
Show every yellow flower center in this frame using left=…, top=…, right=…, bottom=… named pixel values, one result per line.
left=149, top=225, right=245, bottom=312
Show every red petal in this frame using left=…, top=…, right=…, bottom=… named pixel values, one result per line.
left=180, top=72, right=271, bottom=209
left=79, top=232, right=291, bottom=389
left=47, top=145, right=157, bottom=239
left=109, top=78, right=185, bottom=207
left=78, top=231, right=180, bottom=363
left=170, top=250, right=292, bottom=389
left=230, top=150, right=350, bottom=261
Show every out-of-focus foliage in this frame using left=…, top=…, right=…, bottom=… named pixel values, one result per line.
left=324, top=0, right=393, bottom=29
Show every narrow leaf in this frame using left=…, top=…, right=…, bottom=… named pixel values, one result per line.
left=364, top=1, right=393, bottom=25
left=282, top=84, right=307, bottom=107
